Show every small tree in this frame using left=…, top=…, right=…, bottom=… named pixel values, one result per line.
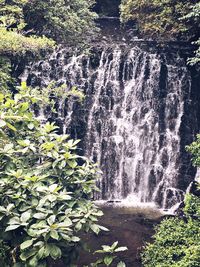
left=0, top=83, right=106, bottom=266
left=0, top=83, right=127, bottom=267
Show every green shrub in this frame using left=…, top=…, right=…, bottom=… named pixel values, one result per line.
left=0, top=83, right=104, bottom=266
left=0, top=83, right=127, bottom=266
left=142, top=194, right=200, bottom=267
left=120, top=0, right=193, bottom=39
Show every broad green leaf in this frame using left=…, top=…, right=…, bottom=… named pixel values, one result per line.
left=20, top=239, right=34, bottom=250
left=50, top=230, right=59, bottom=240
left=47, top=215, right=56, bottom=225
left=20, top=102, right=29, bottom=112
left=37, top=246, right=45, bottom=259
left=28, top=255, right=38, bottom=267
left=33, top=213, right=47, bottom=220
left=101, top=245, right=112, bottom=252
left=5, top=224, right=20, bottom=231
left=90, top=224, right=100, bottom=235
left=33, top=241, right=44, bottom=247
left=67, top=160, right=77, bottom=169
left=60, top=218, right=72, bottom=227
left=71, top=236, right=80, bottom=242
left=111, top=241, right=119, bottom=250
left=115, top=247, right=128, bottom=252
left=8, top=217, right=20, bottom=225
left=104, top=255, right=114, bottom=266
left=20, top=249, right=37, bottom=261
left=60, top=233, right=70, bottom=241
left=21, top=210, right=31, bottom=222
left=49, top=244, right=62, bottom=260
left=98, top=225, right=109, bottom=231
left=6, top=122, right=17, bottom=131
left=75, top=222, right=82, bottom=231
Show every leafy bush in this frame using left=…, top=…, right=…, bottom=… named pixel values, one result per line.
left=142, top=194, right=200, bottom=267
left=0, top=28, right=55, bottom=55
left=91, top=241, right=127, bottom=267
left=0, top=83, right=106, bottom=266
left=0, top=57, right=14, bottom=92
left=184, top=194, right=200, bottom=218
left=0, top=0, right=98, bottom=56
left=0, top=83, right=127, bottom=266
left=120, top=0, right=198, bottom=40
left=186, top=134, right=200, bottom=167
left=24, top=0, right=98, bottom=44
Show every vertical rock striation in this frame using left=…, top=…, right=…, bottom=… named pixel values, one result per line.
left=21, top=43, right=199, bottom=209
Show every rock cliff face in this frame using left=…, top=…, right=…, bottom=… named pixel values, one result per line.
left=18, top=38, right=200, bottom=209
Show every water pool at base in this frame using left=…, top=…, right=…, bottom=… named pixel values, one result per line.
left=77, top=205, right=163, bottom=267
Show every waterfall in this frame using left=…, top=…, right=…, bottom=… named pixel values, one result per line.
left=22, top=44, right=197, bottom=209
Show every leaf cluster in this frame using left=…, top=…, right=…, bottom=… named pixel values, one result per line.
left=186, top=134, right=200, bottom=167
left=90, top=241, right=127, bottom=267
left=0, top=83, right=106, bottom=267
left=120, top=0, right=198, bottom=40
left=142, top=194, right=200, bottom=267
left=24, top=0, right=98, bottom=44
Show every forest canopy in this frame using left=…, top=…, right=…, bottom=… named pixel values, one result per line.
left=120, top=0, right=199, bottom=40
left=0, top=0, right=98, bottom=54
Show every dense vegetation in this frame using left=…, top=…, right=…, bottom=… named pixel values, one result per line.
left=0, top=83, right=127, bottom=266
left=0, top=0, right=55, bottom=54
left=120, top=0, right=198, bottom=39
left=0, top=0, right=200, bottom=266
left=24, top=0, right=98, bottom=44
left=0, top=0, right=97, bottom=52
left=142, top=194, right=200, bottom=267
left=120, top=1, right=200, bottom=64
left=0, top=84, right=100, bottom=266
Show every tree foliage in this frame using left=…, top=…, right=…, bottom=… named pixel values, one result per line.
left=142, top=200, right=200, bottom=267
left=0, top=83, right=104, bottom=266
left=0, top=0, right=27, bottom=30
left=0, top=1, right=128, bottom=266
left=182, top=2, right=200, bottom=65
left=0, top=0, right=55, bottom=54
left=0, top=83, right=128, bottom=267
left=0, top=0, right=98, bottom=55
left=24, top=0, right=98, bottom=44
left=0, top=82, right=127, bottom=266
left=120, top=0, right=198, bottom=40
left=0, top=57, right=14, bottom=92
left=0, top=28, right=55, bottom=55
left=186, top=134, right=200, bottom=167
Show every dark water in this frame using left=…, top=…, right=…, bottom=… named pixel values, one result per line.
left=78, top=205, right=163, bottom=267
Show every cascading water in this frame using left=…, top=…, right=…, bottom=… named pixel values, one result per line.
left=21, top=43, right=197, bottom=209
